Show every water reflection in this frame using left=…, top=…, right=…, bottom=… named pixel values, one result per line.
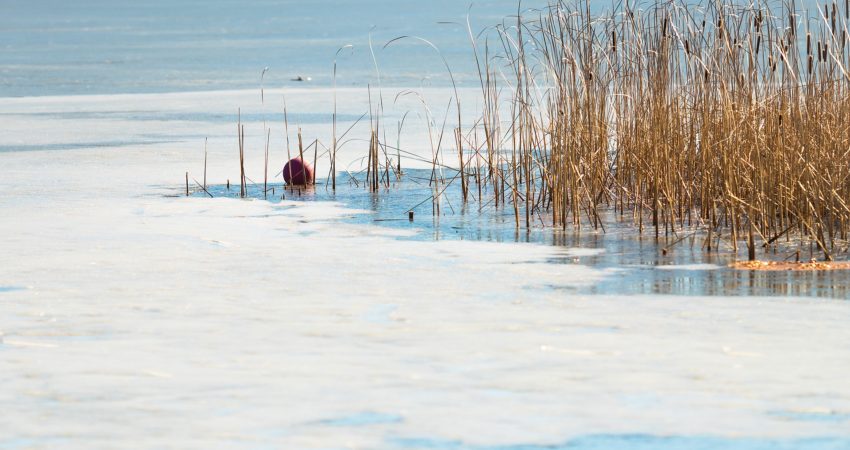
left=196, top=170, right=849, bottom=299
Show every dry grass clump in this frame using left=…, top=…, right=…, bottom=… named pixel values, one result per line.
left=463, top=0, right=850, bottom=260
left=732, top=259, right=850, bottom=270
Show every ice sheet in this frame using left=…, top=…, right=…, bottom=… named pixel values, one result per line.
left=1, top=90, right=849, bottom=449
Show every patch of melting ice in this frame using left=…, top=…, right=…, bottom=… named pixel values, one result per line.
left=0, top=140, right=174, bottom=153
left=0, top=286, right=25, bottom=293
left=654, top=263, right=724, bottom=271
left=769, top=409, right=850, bottom=423
left=316, top=411, right=404, bottom=427
left=362, top=304, right=400, bottom=324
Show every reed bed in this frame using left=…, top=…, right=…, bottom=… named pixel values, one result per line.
left=463, top=0, right=850, bottom=260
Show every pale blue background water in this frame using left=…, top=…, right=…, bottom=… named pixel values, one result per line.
left=1, top=0, right=548, bottom=97
left=1, top=0, right=826, bottom=97
left=0, top=0, right=828, bottom=97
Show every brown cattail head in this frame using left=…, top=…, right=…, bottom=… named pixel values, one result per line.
left=832, top=2, right=838, bottom=31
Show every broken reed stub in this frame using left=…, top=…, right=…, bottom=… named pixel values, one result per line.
left=283, top=157, right=314, bottom=186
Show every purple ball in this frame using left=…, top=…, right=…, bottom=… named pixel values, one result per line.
left=283, top=157, right=314, bottom=185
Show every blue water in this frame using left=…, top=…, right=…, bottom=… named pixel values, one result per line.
left=3, top=0, right=830, bottom=98
left=389, top=435, right=850, bottom=450
left=0, top=0, right=545, bottom=97
left=194, top=172, right=850, bottom=299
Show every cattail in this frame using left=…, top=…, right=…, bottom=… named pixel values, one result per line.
left=612, top=30, right=617, bottom=53
left=808, top=54, right=814, bottom=73
left=756, top=35, right=761, bottom=54
left=832, top=2, right=837, bottom=31
left=807, top=33, right=812, bottom=55
left=684, top=39, right=690, bottom=54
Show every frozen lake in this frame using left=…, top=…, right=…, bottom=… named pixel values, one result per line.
left=1, top=0, right=850, bottom=448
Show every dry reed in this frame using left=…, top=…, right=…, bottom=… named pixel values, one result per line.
left=459, top=0, right=850, bottom=260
